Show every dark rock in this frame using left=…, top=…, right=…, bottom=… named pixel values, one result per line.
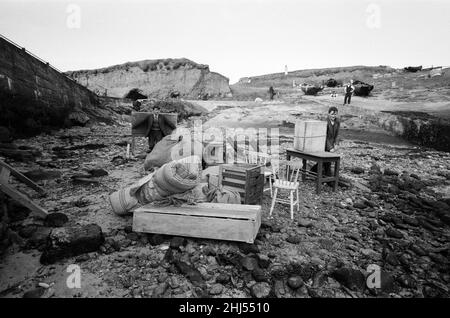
left=287, top=276, right=304, bottom=289
left=28, top=227, right=52, bottom=249
left=286, top=235, right=302, bottom=244
left=252, top=268, right=269, bottom=282
left=297, top=218, right=313, bottom=228
left=87, top=169, right=108, bottom=177
left=149, top=234, right=165, bottom=245
left=75, top=254, right=90, bottom=262
left=331, top=267, right=366, bottom=292
left=379, top=271, right=396, bottom=293
left=152, top=282, right=168, bottom=298
left=241, top=256, right=259, bottom=271
left=410, top=173, right=420, bottom=180
left=44, top=213, right=69, bottom=227
left=174, top=260, right=205, bottom=287
left=397, top=275, right=417, bottom=289
left=40, top=224, right=104, bottom=264
left=384, top=169, right=399, bottom=176
left=126, top=232, right=139, bottom=241
left=385, top=227, right=404, bottom=239
left=22, top=287, right=46, bottom=298
left=250, top=282, right=271, bottom=298
left=429, top=253, right=448, bottom=264
left=23, top=169, right=62, bottom=182
left=170, top=236, right=186, bottom=249
left=124, top=225, right=133, bottom=233
left=7, top=201, right=30, bottom=222
left=403, top=216, right=419, bottom=227
left=410, top=244, right=427, bottom=256
left=257, top=254, right=271, bottom=269
left=215, top=273, right=230, bottom=284
left=202, top=246, right=216, bottom=256
left=353, top=200, right=367, bottom=209
left=239, top=242, right=259, bottom=254
left=385, top=253, right=400, bottom=266
left=350, top=167, right=365, bottom=174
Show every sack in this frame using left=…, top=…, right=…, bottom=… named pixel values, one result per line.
left=206, top=186, right=241, bottom=204
left=109, top=186, right=139, bottom=216
left=153, top=156, right=202, bottom=195
left=144, top=134, right=182, bottom=170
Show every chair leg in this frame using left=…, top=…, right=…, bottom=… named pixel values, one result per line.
left=269, top=188, right=278, bottom=218
left=296, top=188, right=299, bottom=211
left=290, top=191, right=294, bottom=220
left=269, top=176, right=273, bottom=197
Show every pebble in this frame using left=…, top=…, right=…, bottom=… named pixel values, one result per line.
left=209, top=283, right=224, bottom=295
left=287, top=276, right=304, bottom=289
left=250, top=282, right=271, bottom=298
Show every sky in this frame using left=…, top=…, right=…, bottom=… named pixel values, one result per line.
left=0, top=0, right=449, bottom=83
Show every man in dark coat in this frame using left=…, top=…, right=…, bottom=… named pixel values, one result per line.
left=343, top=80, right=355, bottom=105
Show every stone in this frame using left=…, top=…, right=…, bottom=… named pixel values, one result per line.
left=152, top=282, right=168, bottom=298
left=23, top=169, right=62, bottom=182
left=170, top=236, right=186, bottom=249
left=44, top=213, right=69, bottom=227
left=298, top=218, right=313, bottom=228
left=40, top=224, right=104, bottom=264
left=239, top=242, right=259, bottom=254
left=287, top=276, right=304, bottom=290
left=18, top=225, right=38, bottom=238
left=257, top=254, right=271, bottom=269
left=149, top=234, right=165, bottom=246
left=331, top=267, right=366, bottom=292
left=409, top=244, right=427, bottom=256
left=241, top=256, right=259, bottom=271
left=87, top=169, right=108, bottom=177
left=286, top=235, right=302, bottom=244
left=174, top=260, right=205, bottom=287
left=350, top=167, right=365, bottom=174
left=252, top=268, right=269, bottom=282
left=353, top=200, right=367, bottom=209
left=250, top=282, right=271, bottom=298
left=215, top=273, right=230, bottom=284
left=384, top=169, right=399, bottom=176
left=385, top=227, right=404, bottom=239
left=209, top=284, right=224, bottom=295
left=23, top=287, right=46, bottom=298
left=202, top=246, right=216, bottom=256
left=28, top=227, right=52, bottom=249
left=386, top=253, right=400, bottom=266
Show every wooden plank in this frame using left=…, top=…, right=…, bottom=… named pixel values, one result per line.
left=133, top=212, right=258, bottom=243
left=222, top=180, right=246, bottom=189
left=0, top=161, right=46, bottom=195
left=135, top=203, right=260, bottom=220
left=0, top=167, right=10, bottom=184
left=222, top=173, right=246, bottom=181
left=0, top=182, right=48, bottom=218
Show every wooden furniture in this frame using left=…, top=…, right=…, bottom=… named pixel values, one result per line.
left=245, top=151, right=275, bottom=197
left=219, top=163, right=264, bottom=205
left=0, top=160, right=48, bottom=218
left=130, top=112, right=178, bottom=155
left=133, top=203, right=261, bottom=243
left=269, top=161, right=301, bottom=220
left=286, top=148, right=341, bottom=194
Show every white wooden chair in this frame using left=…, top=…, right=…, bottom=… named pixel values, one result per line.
left=245, top=151, right=275, bottom=197
left=269, top=160, right=302, bottom=220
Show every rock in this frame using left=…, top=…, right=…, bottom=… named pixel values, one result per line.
left=44, top=213, right=69, bottom=227
left=23, top=169, right=62, bottom=182
left=23, top=287, right=46, bottom=298
left=87, top=169, right=108, bottom=177
left=353, top=200, right=367, bottom=209
left=238, top=243, right=259, bottom=254
left=202, top=246, right=216, bottom=256
left=297, top=218, right=313, bottom=228
left=28, top=227, right=52, bottom=249
left=379, top=271, right=396, bottom=293
left=157, top=272, right=168, bottom=283
left=40, top=224, right=104, bottom=264
left=286, top=235, right=302, bottom=244
left=409, top=244, right=427, bottom=256
left=257, top=254, right=271, bottom=269
left=170, top=236, right=186, bottom=249
left=250, top=282, right=271, bottom=298
left=350, top=167, right=365, bottom=174
left=410, top=173, right=420, bottom=180
left=252, top=268, right=269, bottom=282
left=124, top=225, right=133, bottom=233
left=152, top=282, right=168, bottom=298
left=126, top=232, right=139, bottom=241
left=385, top=227, right=404, bottom=239
left=215, top=273, right=230, bottom=284
left=403, top=216, right=419, bottom=227
left=241, top=256, right=259, bottom=271
left=385, top=253, right=400, bottom=266
left=397, top=275, right=417, bottom=289
left=287, top=276, right=304, bottom=289
left=384, top=169, right=399, bottom=176
left=174, top=260, right=205, bottom=287
left=7, top=201, right=30, bottom=222
left=149, top=234, right=165, bottom=245
left=331, top=267, right=366, bottom=292
left=209, top=284, right=224, bottom=295
left=18, top=225, right=38, bottom=238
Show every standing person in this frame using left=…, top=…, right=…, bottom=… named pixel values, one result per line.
left=269, top=86, right=276, bottom=100
left=145, top=106, right=176, bottom=151
left=311, top=106, right=340, bottom=176
left=343, top=80, right=355, bottom=105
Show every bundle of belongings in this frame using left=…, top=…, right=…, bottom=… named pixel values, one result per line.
left=110, top=154, right=241, bottom=216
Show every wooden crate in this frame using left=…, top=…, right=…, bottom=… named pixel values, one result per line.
left=133, top=203, right=261, bottom=243
left=219, top=163, right=264, bottom=205
left=294, top=120, right=327, bottom=152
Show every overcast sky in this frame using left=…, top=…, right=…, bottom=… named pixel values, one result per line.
left=0, top=0, right=449, bottom=83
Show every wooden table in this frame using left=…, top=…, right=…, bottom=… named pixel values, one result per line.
left=286, top=148, right=341, bottom=194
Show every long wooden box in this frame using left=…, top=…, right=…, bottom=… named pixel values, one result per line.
left=219, top=163, right=264, bottom=205
left=294, top=120, right=327, bottom=152
left=133, top=203, right=261, bottom=243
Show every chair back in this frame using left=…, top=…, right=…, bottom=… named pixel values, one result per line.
left=271, top=160, right=301, bottom=182
left=245, top=151, right=271, bottom=166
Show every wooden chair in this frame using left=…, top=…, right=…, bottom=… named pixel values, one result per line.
left=268, top=160, right=302, bottom=220
left=245, top=151, right=275, bottom=197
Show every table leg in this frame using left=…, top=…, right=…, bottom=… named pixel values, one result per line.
left=334, top=159, right=340, bottom=192
left=317, top=161, right=323, bottom=194
left=302, top=159, right=307, bottom=182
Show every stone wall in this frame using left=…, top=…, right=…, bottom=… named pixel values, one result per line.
left=0, top=36, right=99, bottom=137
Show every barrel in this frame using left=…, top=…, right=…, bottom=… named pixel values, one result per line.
left=294, top=120, right=327, bottom=152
